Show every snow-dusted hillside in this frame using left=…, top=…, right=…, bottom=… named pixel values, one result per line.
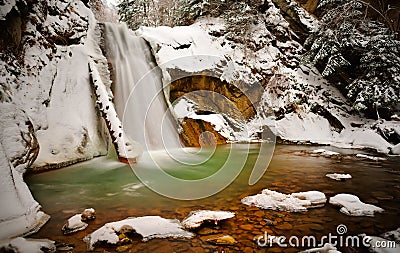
left=138, top=0, right=399, bottom=154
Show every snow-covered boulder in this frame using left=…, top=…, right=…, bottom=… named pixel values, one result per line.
left=326, top=173, right=352, bottom=181
left=83, top=216, right=194, bottom=250
left=336, top=129, right=392, bottom=154
left=0, top=237, right=55, bottom=253
left=291, top=191, right=327, bottom=208
left=62, top=214, right=88, bottom=235
left=241, top=189, right=326, bottom=212
left=0, top=104, right=49, bottom=239
left=181, top=210, right=235, bottom=229
left=329, top=194, right=384, bottom=217
left=62, top=208, right=96, bottom=235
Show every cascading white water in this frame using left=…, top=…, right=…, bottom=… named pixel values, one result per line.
left=103, top=23, right=181, bottom=151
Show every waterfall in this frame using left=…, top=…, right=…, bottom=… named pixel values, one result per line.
left=103, top=23, right=181, bottom=151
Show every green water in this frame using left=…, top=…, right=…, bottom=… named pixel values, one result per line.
left=26, top=144, right=400, bottom=252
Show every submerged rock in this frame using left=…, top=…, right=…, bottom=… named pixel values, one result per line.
left=181, top=210, right=235, bottom=229
left=329, top=194, right=384, bottom=217
left=0, top=237, right=56, bottom=253
left=83, top=216, right=194, bottom=250
left=241, top=189, right=326, bottom=212
left=326, top=173, right=352, bottom=181
left=206, top=235, right=237, bottom=245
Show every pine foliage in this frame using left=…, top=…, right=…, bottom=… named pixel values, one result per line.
left=304, top=0, right=400, bottom=116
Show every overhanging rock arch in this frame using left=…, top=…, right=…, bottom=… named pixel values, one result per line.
left=167, top=69, right=263, bottom=121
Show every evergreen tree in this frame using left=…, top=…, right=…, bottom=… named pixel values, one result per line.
left=304, top=0, right=400, bottom=117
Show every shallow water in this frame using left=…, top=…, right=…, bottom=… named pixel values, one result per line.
left=26, top=144, right=400, bottom=252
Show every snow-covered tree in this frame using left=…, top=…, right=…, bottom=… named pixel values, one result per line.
left=304, top=0, right=400, bottom=117
left=90, top=0, right=118, bottom=23
left=118, top=0, right=180, bottom=29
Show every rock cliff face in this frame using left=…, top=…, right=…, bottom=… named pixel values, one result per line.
left=170, top=75, right=257, bottom=120
left=180, top=118, right=227, bottom=147
left=0, top=0, right=109, bottom=238
left=1, top=0, right=108, bottom=170
left=0, top=103, right=49, bottom=239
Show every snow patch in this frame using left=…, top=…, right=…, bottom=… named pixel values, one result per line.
left=329, top=194, right=384, bottom=217
left=241, top=189, right=327, bottom=212
left=313, top=149, right=340, bottom=156
left=356, top=154, right=387, bottom=161
left=84, top=216, right=194, bottom=250
left=0, top=0, right=16, bottom=20
left=326, top=173, right=352, bottom=181
left=181, top=210, right=235, bottom=229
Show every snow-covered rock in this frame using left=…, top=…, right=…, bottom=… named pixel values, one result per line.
left=181, top=210, right=235, bottom=229
left=241, top=189, right=326, bottom=212
left=326, top=173, right=352, bottom=181
left=329, top=194, right=384, bottom=217
left=335, top=129, right=392, bottom=154
left=291, top=191, right=327, bottom=208
left=299, top=243, right=341, bottom=253
left=356, top=154, right=387, bottom=161
left=0, top=0, right=16, bottom=20
left=0, top=237, right=55, bottom=253
left=62, top=208, right=95, bottom=234
left=81, top=208, right=96, bottom=221
left=83, top=216, right=194, bottom=250
left=0, top=104, right=49, bottom=239
left=391, top=144, right=400, bottom=155
left=1, top=0, right=109, bottom=169
left=0, top=0, right=113, bottom=239
left=0, top=103, right=39, bottom=173
left=360, top=234, right=400, bottom=253
left=313, top=149, right=340, bottom=157
left=382, top=228, right=400, bottom=243
left=62, top=214, right=88, bottom=235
